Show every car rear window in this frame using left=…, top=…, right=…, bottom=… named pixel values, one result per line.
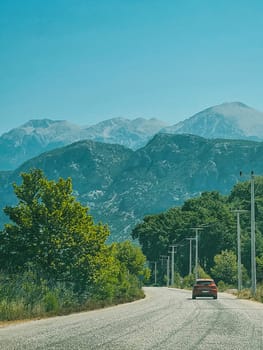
left=196, top=280, right=213, bottom=285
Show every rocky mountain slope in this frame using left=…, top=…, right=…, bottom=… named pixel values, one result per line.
left=82, top=117, right=167, bottom=149
left=2, top=102, right=263, bottom=171
left=1, top=134, right=263, bottom=242
left=0, top=117, right=166, bottom=170
left=162, top=102, right=263, bottom=140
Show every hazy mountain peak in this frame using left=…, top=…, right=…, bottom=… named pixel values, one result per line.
left=0, top=116, right=166, bottom=170
left=209, top=101, right=249, bottom=110
left=82, top=116, right=167, bottom=149
left=1, top=101, right=263, bottom=171
left=201, top=102, right=263, bottom=136
left=22, top=119, right=63, bottom=129
left=162, top=101, right=263, bottom=140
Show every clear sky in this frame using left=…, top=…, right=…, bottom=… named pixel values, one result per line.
left=0, top=0, right=263, bottom=135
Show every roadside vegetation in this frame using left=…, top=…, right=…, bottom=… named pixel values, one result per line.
left=2, top=170, right=263, bottom=322
left=0, top=169, right=149, bottom=321
left=236, top=284, right=263, bottom=303
left=132, top=177, right=263, bottom=300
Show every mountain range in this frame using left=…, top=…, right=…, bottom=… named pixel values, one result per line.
left=0, top=118, right=167, bottom=170
left=1, top=101, right=263, bottom=241
left=1, top=101, right=263, bottom=171
left=0, top=133, right=263, bottom=242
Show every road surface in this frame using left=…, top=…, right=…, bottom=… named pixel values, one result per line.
left=0, top=287, right=263, bottom=349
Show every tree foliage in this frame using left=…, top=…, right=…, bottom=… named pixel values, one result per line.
left=211, top=250, right=238, bottom=285
left=132, top=181, right=263, bottom=285
left=110, top=241, right=150, bottom=299
left=132, top=191, right=237, bottom=278
left=0, top=169, right=112, bottom=293
left=0, top=168, right=145, bottom=303
left=256, top=255, right=263, bottom=283
left=228, top=176, right=263, bottom=269
left=110, top=241, right=148, bottom=277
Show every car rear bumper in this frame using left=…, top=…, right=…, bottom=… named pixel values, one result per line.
left=192, top=292, right=217, bottom=298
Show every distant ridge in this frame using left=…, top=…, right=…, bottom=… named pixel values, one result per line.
left=0, top=117, right=166, bottom=170
left=1, top=133, right=263, bottom=241
left=1, top=101, right=263, bottom=171
left=162, top=102, right=263, bottom=140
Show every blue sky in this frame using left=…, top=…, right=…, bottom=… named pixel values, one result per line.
left=0, top=0, right=263, bottom=134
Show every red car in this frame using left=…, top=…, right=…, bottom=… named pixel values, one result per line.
left=192, top=278, right=218, bottom=299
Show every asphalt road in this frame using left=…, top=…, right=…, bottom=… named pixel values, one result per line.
left=1, top=287, right=263, bottom=350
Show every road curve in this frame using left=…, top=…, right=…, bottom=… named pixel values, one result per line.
left=0, top=287, right=263, bottom=349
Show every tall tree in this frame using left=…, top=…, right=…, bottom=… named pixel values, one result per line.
left=181, top=191, right=236, bottom=269
left=211, top=250, right=238, bottom=285
left=111, top=240, right=148, bottom=277
left=0, top=169, right=110, bottom=293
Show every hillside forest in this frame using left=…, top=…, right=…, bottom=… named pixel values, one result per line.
left=132, top=176, right=263, bottom=289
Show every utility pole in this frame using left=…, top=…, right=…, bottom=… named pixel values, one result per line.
left=240, top=170, right=257, bottom=296
left=150, top=261, right=157, bottom=285
left=160, top=255, right=170, bottom=287
left=154, top=261, right=157, bottom=285
left=170, top=245, right=175, bottom=286
left=232, top=209, right=247, bottom=291
left=169, top=244, right=179, bottom=286
left=195, top=229, right=198, bottom=280
left=251, top=171, right=257, bottom=296
left=186, top=238, right=195, bottom=275
left=167, top=255, right=170, bottom=287
left=191, top=227, right=204, bottom=280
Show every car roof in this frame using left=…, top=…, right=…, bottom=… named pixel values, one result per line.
left=194, top=279, right=216, bottom=285
left=195, top=278, right=214, bottom=282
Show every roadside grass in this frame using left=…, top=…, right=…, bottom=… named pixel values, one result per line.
left=0, top=290, right=145, bottom=323
left=0, top=271, right=145, bottom=322
left=237, top=284, right=263, bottom=303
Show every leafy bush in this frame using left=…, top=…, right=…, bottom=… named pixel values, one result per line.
left=42, top=292, right=59, bottom=313
left=172, top=272, right=183, bottom=288
left=182, top=273, right=195, bottom=289
left=217, top=280, right=227, bottom=292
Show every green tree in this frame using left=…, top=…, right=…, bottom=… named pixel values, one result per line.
left=211, top=250, right=238, bottom=285
left=181, top=191, right=236, bottom=270
left=132, top=207, right=192, bottom=262
left=228, top=177, right=263, bottom=273
left=109, top=241, right=149, bottom=300
left=256, top=255, right=263, bottom=283
left=132, top=191, right=236, bottom=278
left=110, top=241, right=150, bottom=279
left=0, top=169, right=111, bottom=293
